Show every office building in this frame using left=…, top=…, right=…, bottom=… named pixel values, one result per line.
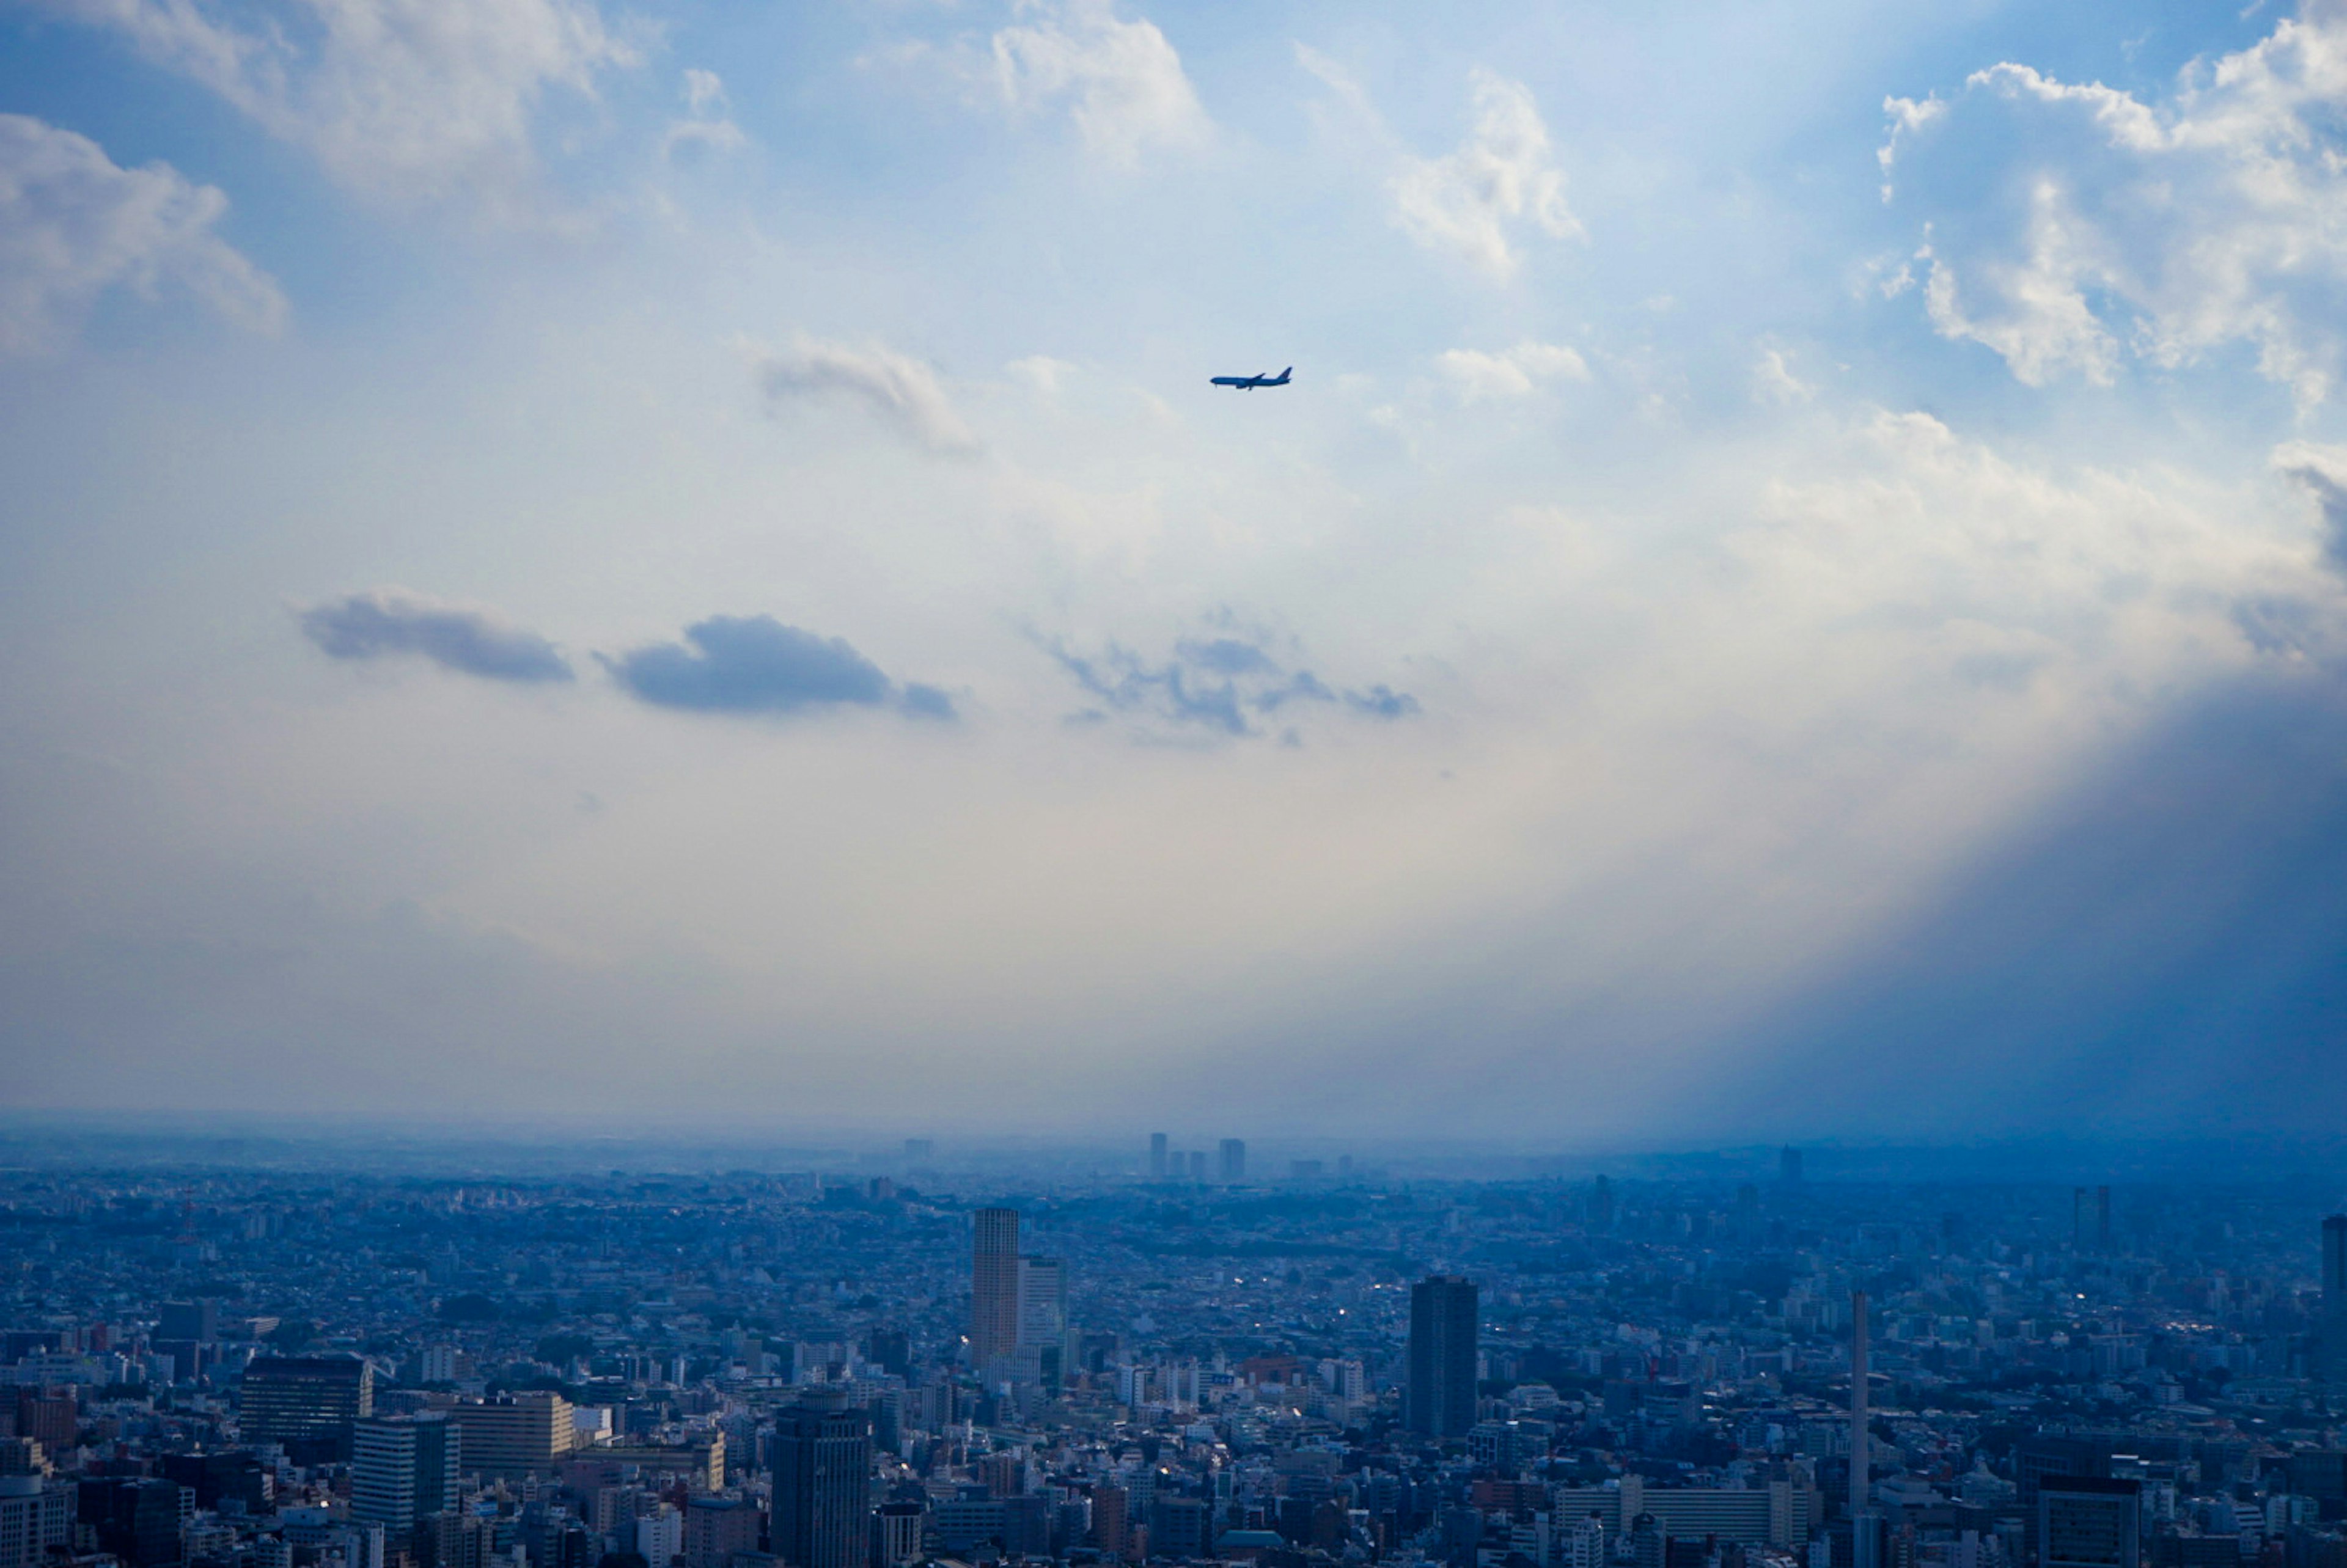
left=10, top=1393, right=72, bottom=1457
left=1148, top=1134, right=1168, bottom=1179
left=156, top=1453, right=270, bottom=1515
left=637, top=1505, right=684, bottom=1568
left=771, top=1393, right=869, bottom=1568
left=444, top=1391, right=571, bottom=1480
left=971, top=1208, right=1022, bottom=1368
left=1017, top=1256, right=1067, bottom=1349
left=873, top=1503, right=924, bottom=1568
left=157, top=1302, right=218, bottom=1344
left=240, top=1356, right=372, bottom=1459
left=1092, top=1485, right=1129, bottom=1556
left=1406, top=1276, right=1478, bottom=1439
left=683, top=1497, right=762, bottom=1568
left=352, top=1414, right=457, bottom=1533
left=1552, top=1481, right=1809, bottom=1553
left=1780, top=1147, right=1803, bottom=1184
left=75, top=1477, right=186, bottom=1568
left=1218, top=1139, right=1246, bottom=1181
left=0, top=1476, right=74, bottom=1568
left=2038, top=1478, right=2140, bottom=1568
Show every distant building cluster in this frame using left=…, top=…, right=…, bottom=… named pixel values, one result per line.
left=4, top=1143, right=2346, bottom=1568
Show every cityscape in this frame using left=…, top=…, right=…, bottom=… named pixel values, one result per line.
left=10, top=15, right=2347, bottom=1568
left=7, top=1135, right=2347, bottom=1568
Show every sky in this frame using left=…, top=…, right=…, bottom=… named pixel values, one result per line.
left=4, top=0, right=2347, bottom=1144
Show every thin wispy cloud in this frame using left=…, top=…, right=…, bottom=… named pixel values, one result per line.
left=1044, top=628, right=1417, bottom=740
left=0, top=114, right=284, bottom=354
left=1390, top=69, right=1581, bottom=281
left=1437, top=340, right=1590, bottom=400
left=986, top=0, right=1208, bottom=169
left=666, top=67, right=746, bottom=161
left=37, top=0, right=638, bottom=214
left=754, top=338, right=980, bottom=458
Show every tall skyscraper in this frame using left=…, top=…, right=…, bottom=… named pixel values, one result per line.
left=1406, top=1276, right=1478, bottom=1439
left=352, top=1413, right=458, bottom=1531
left=771, top=1393, right=872, bottom=1568
left=1779, top=1147, right=1803, bottom=1184
left=2321, top=1215, right=2346, bottom=1382
left=1148, top=1134, right=1168, bottom=1179
left=2072, top=1187, right=2112, bottom=1252
left=1218, top=1140, right=1247, bottom=1182
left=1850, top=1291, right=1871, bottom=1525
left=971, top=1207, right=1022, bottom=1368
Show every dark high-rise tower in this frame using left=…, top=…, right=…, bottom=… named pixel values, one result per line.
left=771, top=1393, right=872, bottom=1568
left=971, top=1207, right=1021, bottom=1368
left=1148, top=1134, right=1168, bottom=1179
left=1779, top=1146, right=1803, bottom=1184
left=1405, top=1276, right=1478, bottom=1439
left=2322, top=1215, right=2347, bottom=1382
left=2073, top=1187, right=2112, bottom=1253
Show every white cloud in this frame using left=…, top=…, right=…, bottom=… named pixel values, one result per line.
left=754, top=337, right=980, bottom=457
left=1436, top=340, right=1589, bottom=400
left=1752, top=345, right=1815, bottom=405
left=1884, top=10, right=2347, bottom=402
left=666, top=67, right=746, bottom=160
left=1390, top=68, right=1580, bottom=280
left=0, top=113, right=285, bottom=354
left=40, top=0, right=637, bottom=211
left=1007, top=354, right=1077, bottom=395
left=988, top=0, right=1208, bottom=169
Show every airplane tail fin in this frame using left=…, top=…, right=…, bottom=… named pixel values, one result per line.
left=1280, top=367, right=1293, bottom=380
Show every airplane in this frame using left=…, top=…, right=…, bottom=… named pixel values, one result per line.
left=1211, top=367, right=1293, bottom=390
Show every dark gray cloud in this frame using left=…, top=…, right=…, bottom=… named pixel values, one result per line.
left=601, top=614, right=955, bottom=721
left=299, top=590, right=573, bottom=682
left=1044, top=628, right=1417, bottom=738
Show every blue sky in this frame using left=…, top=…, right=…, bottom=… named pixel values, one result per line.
left=4, top=0, right=2347, bottom=1140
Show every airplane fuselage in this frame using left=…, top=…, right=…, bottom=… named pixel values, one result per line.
left=1211, top=367, right=1293, bottom=390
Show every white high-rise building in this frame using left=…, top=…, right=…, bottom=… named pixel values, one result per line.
left=1568, top=1514, right=1606, bottom=1568
left=637, top=1506, right=683, bottom=1568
